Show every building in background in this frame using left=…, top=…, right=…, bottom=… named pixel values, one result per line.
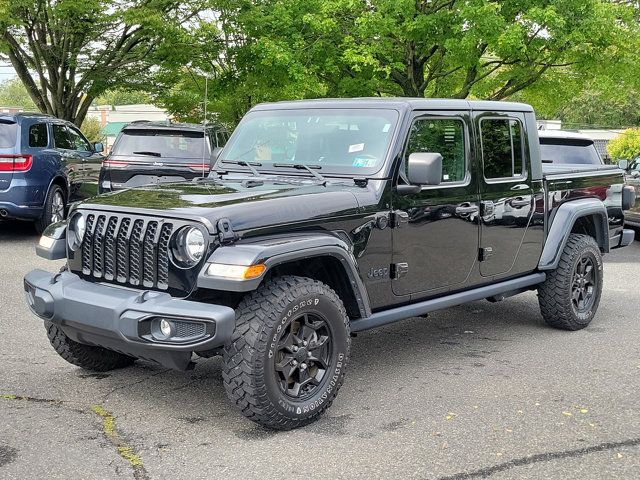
left=86, top=104, right=171, bottom=150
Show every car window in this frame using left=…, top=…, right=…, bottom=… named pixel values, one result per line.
left=539, top=140, right=602, bottom=165
left=0, top=119, right=18, bottom=148
left=29, top=123, right=48, bottom=148
left=66, top=126, right=92, bottom=152
left=113, top=129, right=209, bottom=160
left=52, top=124, right=74, bottom=150
left=221, top=108, right=399, bottom=175
left=406, top=118, right=466, bottom=183
left=481, top=118, right=525, bottom=180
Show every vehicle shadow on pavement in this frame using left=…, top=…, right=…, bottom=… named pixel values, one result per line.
left=0, top=220, right=39, bottom=241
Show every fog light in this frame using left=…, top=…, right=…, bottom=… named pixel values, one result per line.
left=159, top=319, right=173, bottom=337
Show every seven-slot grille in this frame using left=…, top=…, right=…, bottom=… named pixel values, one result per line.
left=80, top=213, right=174, bottom=290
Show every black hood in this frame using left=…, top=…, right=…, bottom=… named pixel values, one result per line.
left=78, top=179, right=363, bottom=232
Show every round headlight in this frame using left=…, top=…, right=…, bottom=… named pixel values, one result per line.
left=67, top=213, right=86, bottom=251
left=172, top=226, right=207, bottom=267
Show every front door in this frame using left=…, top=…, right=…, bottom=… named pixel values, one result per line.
left=66, top=124, right=102, bottom=198
left=392, top=111, right=480, bottom=298
left=474, top=112, right=534, bottom=278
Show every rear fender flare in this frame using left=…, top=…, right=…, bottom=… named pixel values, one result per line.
left=539, top=198, right=609, bottom=270
left=197, top=233, right=371, bottom=318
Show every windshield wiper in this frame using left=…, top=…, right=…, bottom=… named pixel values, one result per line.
left=220, top=159, right=263, bottom=177
left=273, top=163, right=327, bottom=185
left=132, top=151, right=162, bottom=157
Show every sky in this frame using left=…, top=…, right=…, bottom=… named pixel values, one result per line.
left=0, top=64, right=17, bottom=82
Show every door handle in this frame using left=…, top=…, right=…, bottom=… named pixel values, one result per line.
left=455, top=204, right=479, bottom=215
left=508, top=197, right=531, bottom=208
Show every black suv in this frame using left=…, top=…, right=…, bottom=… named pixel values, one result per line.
left=26, top=99, right=635, bottom=430
left=99, top=121, right=229, bottom=193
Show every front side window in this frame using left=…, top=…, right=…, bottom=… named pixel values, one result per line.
left=66, top=126, right=91, bottom=152
left=29, top=123, right=48, bottom=148
left=481, top=118, right=525, bottom=180
left=406, top=118, right=466, bottom=183
left=219, top=108, right=399, bottom=175
left=52, top=124, right=73, bottom=150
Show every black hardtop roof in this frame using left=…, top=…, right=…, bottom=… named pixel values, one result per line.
left=122, top=120, right=226, bottom=133
left=251, top=97, right=534, bottom=113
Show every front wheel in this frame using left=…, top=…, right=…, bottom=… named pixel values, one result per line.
left=223, top=276, right=351, bottom=430
left=538, top=234, right=603, bottom=330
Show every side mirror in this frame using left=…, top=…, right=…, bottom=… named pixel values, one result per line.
left=407, top=152, right=442, bottom=186
left=618, top=159, right=629, bottom=171
left=93, top=142, right=104, bottom=153
left=211, top=147, right=223, bottom=168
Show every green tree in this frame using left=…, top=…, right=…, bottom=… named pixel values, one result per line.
left=80, top=116, right=104, bottom=143
left=0, top=77, right=36, bottom=110
left=154, top=0, right=640, bottom=125
left=94, top=89, right=151, bottom=108
left=0, top=0, right=204, bottom=125
left=607, top=128, right=640, bottom=160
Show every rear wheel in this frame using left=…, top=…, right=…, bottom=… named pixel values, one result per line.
left=35, top=185, right=66, bottom=233
left=46, top=322, right=135, bottom=371
left=538, top=234, right=603, bottom=330
left=223, top=276, right=351, bottom=430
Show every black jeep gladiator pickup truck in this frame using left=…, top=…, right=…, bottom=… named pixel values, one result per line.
left=25, top=99, right=636, bottom=429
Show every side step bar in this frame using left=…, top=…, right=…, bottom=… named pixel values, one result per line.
left=351, top=273, right=546, bottom=332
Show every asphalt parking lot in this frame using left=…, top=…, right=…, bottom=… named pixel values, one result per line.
left=1, top=220, right=639, bottom=480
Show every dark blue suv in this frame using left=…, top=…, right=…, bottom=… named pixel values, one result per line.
left=0, top=113, right=104, bottom=232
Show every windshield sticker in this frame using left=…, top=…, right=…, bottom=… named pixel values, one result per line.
left=382, top=124, right=391, bottom=133
left=352, top=156, right=377, bottom=168
left=348, top=143, right=365, bottom=153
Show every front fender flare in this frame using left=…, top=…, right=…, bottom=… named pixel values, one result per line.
left=538, top=198, right=609, bottom=270
left=197, top=233, right=371, bottom=318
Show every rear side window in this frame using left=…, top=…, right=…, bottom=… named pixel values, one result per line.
left=52, top=124, right=73, bottom=149
left=540, top=140, right=602, bottom=165
left=29, top=123, right=48, bottom=148
left=0, top=120, right=18, bottom=148
left=481, top=118, right=525, bottom=180
left=406, top=118, right=466, bottom=183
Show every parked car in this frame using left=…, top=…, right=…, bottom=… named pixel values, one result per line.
left=0, top=112, right=104, bottom=232
left=99, top=121, right=229, bottom=193
left=27, top=99, right=635, bottom=430
left=619, top=157, right=640, bottom=230
left=539, top=130, right=604, bottom=165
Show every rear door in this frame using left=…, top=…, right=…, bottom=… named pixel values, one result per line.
left=475, top=112, right=535, bottom=278
left=0, top=118, right=20, bottom=191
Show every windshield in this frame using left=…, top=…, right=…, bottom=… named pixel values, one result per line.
left=113, top=129, right=209, bottom=160
left=218, top=108, right=399, bottom=175
left=0, top=120, right=18, bottom=149
left=540, top=140, right=602, bottom=165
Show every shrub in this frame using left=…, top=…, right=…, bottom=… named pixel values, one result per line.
left=607, top=128, right=640, bottom=160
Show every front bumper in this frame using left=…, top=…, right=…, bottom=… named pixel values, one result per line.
left=24, top=269, right=236, bottom=370
left=611, top=228, right=636, bottom=249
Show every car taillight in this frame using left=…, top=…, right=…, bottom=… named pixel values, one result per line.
left=186, top=163, right=210, bottom=171
left=0, top=154, right=33, bottom=172
left=102, top=160, right=129, bottom=168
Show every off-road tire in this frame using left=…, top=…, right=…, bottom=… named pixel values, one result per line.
left=223, top=276, right=351, bottom=430
left=538, top=234, right=603, bottom=330
left=46, top=322, right=135, bottom=371
left=35, top=185, right=66, bottom=234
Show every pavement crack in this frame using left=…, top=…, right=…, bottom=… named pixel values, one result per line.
left=102, top=368, right=170, bottom=401
left=437, top=437, right=640, bottom=480
left=1, top=393, right=149, bottom=480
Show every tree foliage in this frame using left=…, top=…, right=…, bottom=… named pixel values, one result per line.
left=0, top=77, right=36, bottom=109
left=0, top=0, right=204, bottom=125
left=152, top=0, right=640, bottom=126
left=607, top=128, right=640, bottom=161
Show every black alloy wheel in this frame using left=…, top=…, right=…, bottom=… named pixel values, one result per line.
left=274, top=312, right=332, bottom=399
